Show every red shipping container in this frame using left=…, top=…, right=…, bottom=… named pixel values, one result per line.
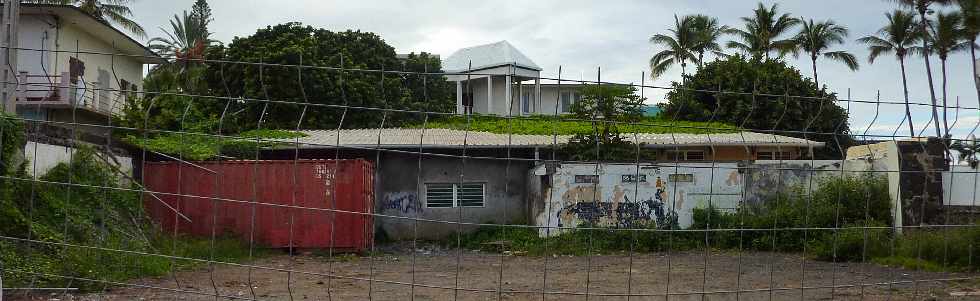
left=142, top=159, right=374, bottom=251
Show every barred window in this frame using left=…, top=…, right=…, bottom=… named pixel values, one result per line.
left=425, top=183, right=485, bottom=208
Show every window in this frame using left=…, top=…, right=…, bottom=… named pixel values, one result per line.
left=757, top=151, right=793, bottom=160
left=666, top=150, right=707, bottom=161
left=622, top=174, right=647, bottom=183
left=521, top=90, right=532, bottom=114
left=574, top=175, right=599, bottom=183
left=560, top=92, right=572, bottom=113
left=68, top=56, right=84, bottom=84
left=669, top=174, right=694, bottom=182
left=686, top=151, right=705, bottom=161
left=425, top=183, right=485, bottom=208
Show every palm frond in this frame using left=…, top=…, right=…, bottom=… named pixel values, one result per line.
left=824, top=51, right=860, bottom=70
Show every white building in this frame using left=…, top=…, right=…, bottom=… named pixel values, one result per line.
left=443, top=40, right=586, bottom=116
left=13, top=3, right=162, bottom=125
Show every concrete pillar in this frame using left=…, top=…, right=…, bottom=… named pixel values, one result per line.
left=486, top=76, right=493, bottom=115
left=518, top=80, right=523, bottom=115
left=534, top=77, right=541, bottom=114
left=1, top=0, right=20, bottom=114
left=505, top=74, right=512, bottom=116
left=455, top=81, right=463, bottom=114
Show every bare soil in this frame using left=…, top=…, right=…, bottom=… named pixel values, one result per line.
left=12, top=248, right=980, bottom=301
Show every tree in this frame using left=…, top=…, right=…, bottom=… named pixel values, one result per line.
left=690, top=15, right=731, bottom=67
left=791, top=18, right=859, bottom=87
left=32, top=0, right=146, bottom=38
left=563, top=84, right=648, bottom=161
left=726, top=2, right=801, bottom=59
left=203, top=23, right=454, bottom=130
left=190, top=0, right=212, bottom=34
left=891, top=0, right=954, bottom=138
left=649, top=15, right=698, bottom=79
left=928, top=11, right=969, bottom=136
left=148, top=10, right=217, bottom=73
left=958, top=0, right=980, bottom=114
left=659, top=55, right=851, bottom=158
left=857, top=10, right=923, bottom=136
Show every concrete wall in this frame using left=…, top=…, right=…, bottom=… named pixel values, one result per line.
left=52, top=17, right=145, bottom=115
left=532, top=162, right=743, bottom=236
left=375, top=151, right=531, bottom=240
left=942, top=166, right=980, bottom=207
left=23, top=141, right=133, bottom=178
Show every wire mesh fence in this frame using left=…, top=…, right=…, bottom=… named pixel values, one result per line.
left=0, top=38, right=979, bottom=301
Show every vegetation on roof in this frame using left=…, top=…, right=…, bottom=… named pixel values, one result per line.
left=121, top=129, right=307, bottom=161
left=415, top=115, right=739, bottom=136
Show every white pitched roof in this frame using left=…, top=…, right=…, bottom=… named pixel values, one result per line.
left=442, top=41, right=542, bottom=72
left=275, top=128, right=824, bottom=149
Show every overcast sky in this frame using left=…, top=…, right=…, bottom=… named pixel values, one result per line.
left=130, top=0, right=980, bottom=138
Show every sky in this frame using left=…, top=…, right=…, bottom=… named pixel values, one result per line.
left=129, top=0, right=980, bottom=139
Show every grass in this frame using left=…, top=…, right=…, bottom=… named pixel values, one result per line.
left=415, top=115, right=739, bottom=135
left=446, top=175, right=980, bottom=273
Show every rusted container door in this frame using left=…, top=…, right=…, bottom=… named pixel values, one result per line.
left=142, top=160, right=373, bottom=251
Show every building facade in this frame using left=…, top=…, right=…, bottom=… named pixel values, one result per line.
left=13, top=4, right=162, bottom=126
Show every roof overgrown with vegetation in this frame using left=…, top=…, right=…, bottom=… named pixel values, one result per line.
left=415, top=115, right=739, bottom=135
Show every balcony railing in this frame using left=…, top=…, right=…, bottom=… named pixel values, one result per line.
left=14, top=71, right=115, bottom=115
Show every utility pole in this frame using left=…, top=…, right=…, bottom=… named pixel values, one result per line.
left=1, top=0, right=19, bottom=114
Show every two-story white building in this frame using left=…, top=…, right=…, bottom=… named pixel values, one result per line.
left=443, top=40, right=587, bottom=116
left=13, top=3, right=162, bottom=126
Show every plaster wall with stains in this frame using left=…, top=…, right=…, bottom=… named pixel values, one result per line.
left=533, top=163, right=743, bottom=236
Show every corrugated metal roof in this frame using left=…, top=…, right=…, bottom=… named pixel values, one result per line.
left=442, top=40, right=542, bottom=72
left=275, top=128, right=824, bottom=149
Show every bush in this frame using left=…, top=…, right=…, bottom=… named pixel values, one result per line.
left=0, top=147, right=263, bottom=290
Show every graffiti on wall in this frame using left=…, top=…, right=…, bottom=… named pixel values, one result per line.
left=556, top=177, right=677, bottom=229
left=381, top=192, right=422, bottom=214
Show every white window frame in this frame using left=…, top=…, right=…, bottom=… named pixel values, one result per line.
left=424, top=182, right=486, bottom=208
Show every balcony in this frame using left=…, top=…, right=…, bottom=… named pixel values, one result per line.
left=14, top=71, right=115, bottom=116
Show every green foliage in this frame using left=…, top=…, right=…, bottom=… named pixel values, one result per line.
left=566, top=84, right=646, bottom=161
left=121, top=129, right=307, bottom=161
left=661, top=54, right=852, bottom=158
left=421, top=114, right=737, bottom=136
left=0, top=147, right=264, bottom=290
left=203, top=23, right=453, bottom=130
left=0, top=114, right=26, bottom=175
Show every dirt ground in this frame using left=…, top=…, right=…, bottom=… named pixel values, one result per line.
left=12, top=248, right=980, bottom=301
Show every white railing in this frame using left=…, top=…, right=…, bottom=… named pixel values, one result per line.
left=14, top=71, right=114, bottom=115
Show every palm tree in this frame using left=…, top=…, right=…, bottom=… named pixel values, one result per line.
left=890, top=0, right=954, bottom=138
left=857, top=10, right=923, bottom=136
left=31, top=0, right=145, bottom=38
left=690, top=15, right=730, bottom=67
left=791, top=18, right=859, bottom=87
left=956, top=0, right=980, bottom=118
left=928, top=11, right=970, bottom=136
left=149, top=10, right=214, bottom=61
left=148, top=10, right=215, bottom=92
left=650, top=14, right=698, bottom=79
left=727, top=2, right=801, bottom=59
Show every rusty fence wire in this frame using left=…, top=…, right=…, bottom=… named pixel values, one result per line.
left=0, top=43, right=979, bottom=301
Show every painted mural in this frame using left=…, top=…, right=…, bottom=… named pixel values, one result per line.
left=536, top=163, right=743, bottom=236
